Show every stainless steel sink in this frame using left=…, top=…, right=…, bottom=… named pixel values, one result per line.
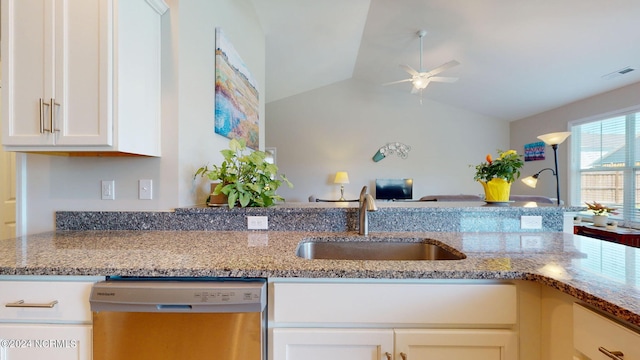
left=296, top=238, right=465, bottom=261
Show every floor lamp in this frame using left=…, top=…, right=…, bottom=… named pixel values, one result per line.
left=522, top=132, right=571, bottom=205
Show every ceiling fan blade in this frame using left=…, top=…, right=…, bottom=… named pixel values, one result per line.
left=400, top=64, right=419, bottom=76
left=429, top=76, right=458, bottom=83
left=425, top=60, right=460, bottom=77
left=382, top=78, right=413, bottom=86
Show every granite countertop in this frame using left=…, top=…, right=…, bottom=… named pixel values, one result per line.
left=56, top=201, right=576, bottom=232
left=0, top=229, right=638, bottom=327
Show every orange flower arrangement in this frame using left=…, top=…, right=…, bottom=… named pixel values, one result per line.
left=473, top=150, right=524, bottom=183
left=585, top=201, right=616, bottom=216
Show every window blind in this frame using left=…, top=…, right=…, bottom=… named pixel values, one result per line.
left=571, top=111, right=639, bottom=226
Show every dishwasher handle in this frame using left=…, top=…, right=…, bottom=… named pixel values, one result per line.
left=157, top=304, right=192, bottom=311
left=91, top=301, right=263, bottom=313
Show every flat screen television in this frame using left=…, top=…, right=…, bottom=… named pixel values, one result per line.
left=375, top=178, right=413, bottom=200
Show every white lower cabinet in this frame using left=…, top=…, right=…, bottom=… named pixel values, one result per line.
left=0, top=324, right=91, bottom=360
left=573, top=303, right=640, bottom=359
left=269, top=280, right=519, bottom=360
left=273, top=328, right=393, bottom=360
left=0, top=276, right=102, bottom=360
left=272, top=328, right=517, bottom=360
left=395, top=329, right=517, bottom=360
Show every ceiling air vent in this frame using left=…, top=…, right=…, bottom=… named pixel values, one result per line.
left=602, top=66, right=635, bottom=80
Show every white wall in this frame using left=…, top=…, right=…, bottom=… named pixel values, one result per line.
left=176, top=0, right=266, bottom=208
left=266, top=79, right=509, bottom=202
left=22, top=0, right=265, bottom=233
left=510, top=81, right=640, bottom=205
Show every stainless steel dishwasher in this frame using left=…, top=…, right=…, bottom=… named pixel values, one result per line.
left=89, top=277, right=267, bottom=360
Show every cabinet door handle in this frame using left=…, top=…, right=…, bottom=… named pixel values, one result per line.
left=384, top=352, right=391, bottom=360
left=400, top=352, right=407, bottom=360
left=39, top=98, right=51, bottom=133
left=598, top=347, right=624, bottom=359
left=39, top=98, right=44, bottom=133
left=50, top=98, right=60, bottom=132
left=5, top=300, right=59, bottom=308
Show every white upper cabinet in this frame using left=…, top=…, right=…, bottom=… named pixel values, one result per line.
left=1, top=0, right=167, bottom=156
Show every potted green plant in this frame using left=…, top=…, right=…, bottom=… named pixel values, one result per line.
left=472, top=149, right=524, bottom=202
left=195, top=138, right=293, bottom=208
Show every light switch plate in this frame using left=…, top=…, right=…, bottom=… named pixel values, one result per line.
left=521, top=215, right=542, bottom=229
left=247, top=216, right=268, bottom=230
left=139, top=179, right=153, bottom=200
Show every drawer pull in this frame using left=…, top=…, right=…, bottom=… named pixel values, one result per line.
left=598, top=347, right=624, bottom=359
left=5, top=300, right=59, bottom=308
left=384, top=352, right=391, bottom=360
left=400, top=352, right=407, bottom=360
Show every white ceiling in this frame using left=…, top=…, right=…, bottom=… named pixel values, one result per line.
left=252, top=0, right=640, bottom=121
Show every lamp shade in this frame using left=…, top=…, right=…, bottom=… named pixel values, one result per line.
left=521, top=176, right=538, bottom=188
left=537, top=131, right=571, bottom=146
left=334, top=172, right=350, bottom=184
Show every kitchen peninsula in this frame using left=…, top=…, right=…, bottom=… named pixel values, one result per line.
left=1, top=202, right=638, bottom=359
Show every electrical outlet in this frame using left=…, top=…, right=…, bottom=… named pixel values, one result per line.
left=247, top=216, right=268, bottom=230
left=139, top=179, right=153, bottom=200
left=521, top=215, right=542, bottom=229
left=101, top=180, right=115, bottom=200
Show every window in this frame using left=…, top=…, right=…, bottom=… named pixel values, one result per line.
left=571, top=110, right=640, bottom=226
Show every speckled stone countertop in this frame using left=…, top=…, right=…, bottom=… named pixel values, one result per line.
left=0, top=229, right=638, bottom=327
left=56, top=201, right=578, bottom=232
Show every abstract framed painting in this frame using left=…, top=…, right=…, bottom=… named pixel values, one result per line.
left=214, top=28, right=260, bottom=149
left=524, top=141, right=545, bottom=161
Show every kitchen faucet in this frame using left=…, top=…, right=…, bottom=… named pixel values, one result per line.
left=358, top=186, right=378, bottom=236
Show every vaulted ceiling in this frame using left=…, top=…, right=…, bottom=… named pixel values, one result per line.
left=252, top=0, right=640, bottom=121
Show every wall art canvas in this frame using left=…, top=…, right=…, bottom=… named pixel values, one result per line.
left=524, top=141, right=545, bottom=161
left=215, top=28, right=260, bottom=149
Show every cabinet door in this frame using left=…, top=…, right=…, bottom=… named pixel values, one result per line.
left=395, top=329, right=518, bottom=360
left=272, top=328, right=393, bottom=360
left=2, top=0, right=56, bottom=146
left=0, top=324, right=91, bottom=360
left=1, top=0, right=110, bottom=147
left=53, top=0, right=111, bottom=146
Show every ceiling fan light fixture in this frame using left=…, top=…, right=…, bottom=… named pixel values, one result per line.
left=382, top=30, right=459, bottom=94
left=412, top=77, right=429, bottom=89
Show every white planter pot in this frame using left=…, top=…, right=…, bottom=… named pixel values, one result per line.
left=592, top=215, right=608, bottom=227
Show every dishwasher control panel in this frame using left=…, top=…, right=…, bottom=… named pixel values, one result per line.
left=90, top=279, right=266, bottom=313
left=192, top=288, right=261, bottom=303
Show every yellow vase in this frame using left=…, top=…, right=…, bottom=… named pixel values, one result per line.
left=480, top=178, right=512, bottom=202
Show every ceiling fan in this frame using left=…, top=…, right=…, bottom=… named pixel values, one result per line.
left=384, top=30, right=459, bottom=94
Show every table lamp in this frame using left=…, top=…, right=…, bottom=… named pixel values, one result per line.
left=334, top=172, right=350, bottom=201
